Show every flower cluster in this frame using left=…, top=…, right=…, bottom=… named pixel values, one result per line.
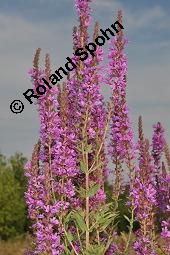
left=131, top=137, right=157, bottom=254
left=108, top=11, right=135, bottom=202
left=152, top=122, right=165, bottom=172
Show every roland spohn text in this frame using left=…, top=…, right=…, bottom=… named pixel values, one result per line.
left=23, top=20, right=124, bottom=104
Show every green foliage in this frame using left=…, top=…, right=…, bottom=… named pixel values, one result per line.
left=117, top=196, right=131, bottom=233
left=104, top=183, right=141, bottom=233
left=72, top=210, right=87, bottom=233
left=87, top=184, right=100, bottom=197
left=0, top=154, right=7, bottom=167
left=92, top=203, right=117, bottom=232
left=80, top=161, right=88, bottom=173
left=85, top=244, right=105, bottom=255
left=0, top=153, right=28, bottom=240
left=9, top=153, right=27, bottom=193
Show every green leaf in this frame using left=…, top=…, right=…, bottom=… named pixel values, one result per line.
left=87, top=184, right=99, bottom=197
left=94, top=203, right=118, bottom=232
left=64, top=246, right=72, bottom=255
left=80, top=161, right=88, bottom=173
left=89, top=162, right=104, bottom=173
left=63, top=211, right=72, bottom=225
left=124, top=215, right=131, bottom=223
left=104, top=238, right=114, bottom=253
left=85, top=244, right=105, bottom=255
left=100, top=217, right=114, bottom=231
left=76, top=187, right=86, bottom=198
left=72, top=211, right=87, bottom=232
left=67, top=232, right=74, bottom=243
left=84, top=144, right=93, bottom=153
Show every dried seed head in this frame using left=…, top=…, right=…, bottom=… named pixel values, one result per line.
left=93, top=21, right=100, bottom=42
left=31, top=140, right=41, bottom=176
left=138, top=116, right=144, bottom=142
left=33, top=48, right=41, bottom=70
left=45, top=53, right=51, bottom=79
left=164, top=142, right=170, bottom=168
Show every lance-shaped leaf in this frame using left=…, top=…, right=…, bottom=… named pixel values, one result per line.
left=76, top=187, right=86, bottom=198
left=84, top=144, right=93, bottom=153
left=72, top=211, right=87, bottom=233
left=89, top=162, right=104, bottom=174
left=124, top=215, right=131, bottom=223
left=67, top=232, right=74, bottom=243
left=85, top=244, right=105, bottom=255
left=87, top=184, right=100, bottom=197
left=80, top=160, right=88, bottom=173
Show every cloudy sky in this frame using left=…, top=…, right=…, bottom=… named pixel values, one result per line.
left=0, top=0, right=170, bottom=158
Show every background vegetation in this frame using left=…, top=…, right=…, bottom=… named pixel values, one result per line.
left=0, top=153, right=29, bottom=239
left=0, top=152, right=135, bottom=254
left=1, top=151, right=165, bottom=254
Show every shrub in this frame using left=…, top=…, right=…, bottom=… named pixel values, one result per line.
left=0, top=153, right=28, bottom=240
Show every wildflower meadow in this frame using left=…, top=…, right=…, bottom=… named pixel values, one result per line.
left=24, top=0, right=170, bottom=254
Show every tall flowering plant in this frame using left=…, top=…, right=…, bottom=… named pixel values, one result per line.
left=131, top=119, right=157, bottom=254
left=108, top=10, right=135, bottom=201
left=152, top=123, right=170, bottom=253
left=25, top=0, right=170, bottom=254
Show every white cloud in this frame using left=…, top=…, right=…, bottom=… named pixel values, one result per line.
left=125, top=5, right=165, bottom=30
left=94, top=1, right=168, bottom=32
left=125, top=6, right=169, bottom=30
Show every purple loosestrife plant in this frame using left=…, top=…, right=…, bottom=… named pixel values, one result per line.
left=159, top=163, right=170, bottom=254
left=164, top=142, right=170, bottom=170
left=66, top=0, right=116, bottom=252
left=26, top=1, right=116, bottom=254
left=25, top=0, right=170, bottom=254
left=161, top=219, right=170, bottom=254
left=108, top=11, right=135, bottom=201
left=26, top=52, right=80, bottom=254
left=152, top=122, right=166, bottom=231
left=152, top=122, right=165, bottom=173
left=25, top=143, right=65, bottom=254
left=131, top=119, right=157, bottom=255
left=107, top=11, right=137, bottom=255
left=152, top=122, right=170, bottom=254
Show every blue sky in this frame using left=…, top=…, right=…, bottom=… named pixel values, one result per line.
left=0, top=0, right=170, bottom=157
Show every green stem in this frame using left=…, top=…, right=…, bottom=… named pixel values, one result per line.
left=89, top=103, right=112, bottom=173
left=81, top=105, right=90, bottom=250
left=97, top=230, right=100, bottom=245
left=124, top=208, right=134, bottom=255
left=76, top=226, right=85, bottom=254
left=60, top=218, right=79, bottom=255
left=85, top=158, right=90, bottom=249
